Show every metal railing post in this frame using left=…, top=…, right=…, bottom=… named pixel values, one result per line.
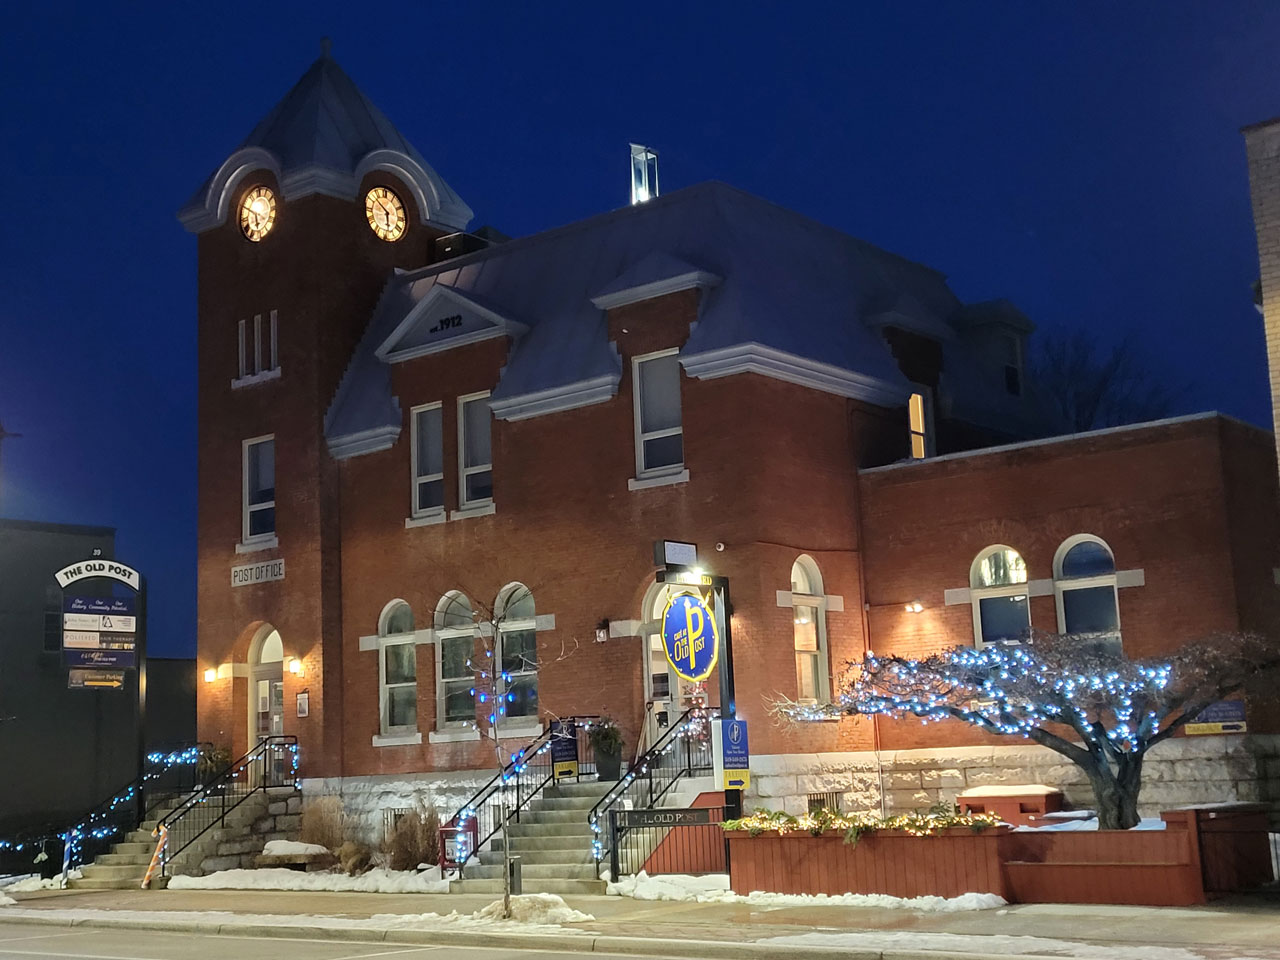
left=609, top=810, right=620, bottom=882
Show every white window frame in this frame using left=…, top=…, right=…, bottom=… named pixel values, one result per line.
left=410, top=401, right=445, bottom=521
left=233, top=310, right=280, bottom=388
left=241, top=434, right=276, bottom=546
left=457, top=391, right=494, bottom=512
left=435, top=592, right=477, bottom=731
left=789, top=556, right=830, bottom=703
left=379, top=635, right=418, bottom=737
left=496, top=584, right=539, bottom=722
left=1053, top=534, right=1121, bottom=645
left=632, top=348, right=685, bottom=481
left=969, top=544, right=1031, bottom=648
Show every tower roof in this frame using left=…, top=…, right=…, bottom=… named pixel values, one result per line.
left=179, top=49, right=473, bottom=233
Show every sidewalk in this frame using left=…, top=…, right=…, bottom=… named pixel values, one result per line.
left=3, top=886, right=1280, bottom=960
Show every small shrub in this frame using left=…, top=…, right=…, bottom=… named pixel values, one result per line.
left=300, top=796, right=345, bottom=851
left=384, top=807, right=441, bottom=871
left=337, top=840, right=372, bottom=876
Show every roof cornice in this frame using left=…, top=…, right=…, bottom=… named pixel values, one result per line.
left=681, top=342, right=910, bottom=407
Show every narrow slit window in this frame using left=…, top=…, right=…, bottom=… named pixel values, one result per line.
left=908, top=392, right=929, bottom=459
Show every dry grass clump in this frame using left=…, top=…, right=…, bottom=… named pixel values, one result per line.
left=299, top=795, right=346, bottom=851
left=384, top=806, right=441, bottom=871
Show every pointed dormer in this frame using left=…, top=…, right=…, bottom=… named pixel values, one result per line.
left=178, top=45, right=472, bottom=233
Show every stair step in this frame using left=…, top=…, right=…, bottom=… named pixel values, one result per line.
left=529, top=797, right=601, bottom=812
left=449, top=877, right=605, bottom=895
left=545, top=781, right=616, bottom=799
left=504, top=835, right=595, bottom=852
left=67, top=876, right=147, bottom=891
left=512, top=809, right=589, bottom=824
left=111, top=842, right=155, bottom=855
left=463, top=862, right=598, bottom=880
left=95, top=853, right=154, bottom=866
left=478, top=848, right=593, bottom=866
left=81, top=863, right=149, bottom=880
left=504, top=822, right=593, bottom=837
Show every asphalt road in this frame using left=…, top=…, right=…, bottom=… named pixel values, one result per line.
left=0, top=923, right=641, bottom=960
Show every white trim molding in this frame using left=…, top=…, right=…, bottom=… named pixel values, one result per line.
left=608, top=619, right=643, bottom=639
left=428, top=727, right=481, bottom=744
left=235, top=535, right=279, bottom=555
left=372, top=732, right=422, bottom=748
left=328, top=423, right=401, bottom=460
left=376, top=286, right=528, bottom=364
left=681, top=342, right=909, bottom=407
left=591, top=268, right=722, bottom=310
left=628, top=468, right=690, bottom=491
left=450, top=502, right=496, bottom=521
left=489, top=373, right=620, bottom=422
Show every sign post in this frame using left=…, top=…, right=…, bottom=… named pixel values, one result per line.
left=549, top=720, right=579, bottom=780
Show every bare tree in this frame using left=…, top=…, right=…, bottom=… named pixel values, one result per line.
left=1031, top=332, right=1180, bottom=435
left=773, top=632, right=1280, bottom=830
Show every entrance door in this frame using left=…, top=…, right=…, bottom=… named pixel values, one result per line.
left=248, top=626, right=285, bottom=752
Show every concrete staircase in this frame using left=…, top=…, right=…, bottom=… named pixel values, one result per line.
left=68, top=797, right=185, bottom=891
left=450, top=780, right=612, bottom=895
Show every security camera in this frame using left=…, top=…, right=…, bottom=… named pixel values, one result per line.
left=715, top=542, right=725, bottom=552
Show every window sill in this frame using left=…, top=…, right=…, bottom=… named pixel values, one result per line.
left=497, top=721, right=543, bottom=740
left=230, top=368, right=281, bottom=390
left=236, top=536, right=279, bottom=554
left=372, top=731, right=422, bottom=747
left=405, top=511, right=446, bottom=528
left=450, top=501, right=496, bottom=521
left=428, top=727, right=481, bottom=744
left=628, top=468, right=690, bottom=492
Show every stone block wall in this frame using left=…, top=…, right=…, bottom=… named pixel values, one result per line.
left=302, top=771, right=491, bottom=846
left=749, top=735, right=1280, bottom=823
left=192, top=786, right=302, bottom=875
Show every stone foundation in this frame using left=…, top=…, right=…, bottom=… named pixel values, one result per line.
left=750, top=734, right=1280, bottom=823
left=302, top=770, right=493, bottom=845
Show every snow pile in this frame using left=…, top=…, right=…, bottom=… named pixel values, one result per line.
left=760, top=930, right=1206, bottom=960
left=169, top=866, right=448, bottom=894
left=607, top=872, right=1004, bottom=911
left=261, top=840, right=330, bottom=856
left=1014, top=817, right=1166, bottom=833
left=0, top=894, right=14, bottom=907
left=472, top=894, right=594, bottom=925
left=0, top=870, right=81, bottom=892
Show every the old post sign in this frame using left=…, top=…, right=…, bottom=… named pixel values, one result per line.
left=661, top=592, right=720, bottom=683
left=549, top=720, right=579, bottom=780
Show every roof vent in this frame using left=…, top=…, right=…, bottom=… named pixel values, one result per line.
left=434, top=231, right=497, bottom=261
left=630, top=144, right=659, bottom=205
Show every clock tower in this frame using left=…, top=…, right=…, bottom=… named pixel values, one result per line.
left=180, top=47, right=473, bottom=774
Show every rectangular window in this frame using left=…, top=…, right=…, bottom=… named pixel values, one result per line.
left=236, top=310, right=279, bottom=382
left=411, top=403, right=444, bottom=517
left=977, top=593, right=1030, bottom=645
left=381, top=641, right=417, bottom=733
left=793, top=603, right=822, bottom=702
left=439, top=633, right=475, bottom=725
left=458, top=393, right=493, bottom=508
left=500, top=627, right=539, bottom=719
left=633, top=350, right=683, bottom=477
left=242, top=436, right=275, bottom=542
left=908, top=392, right=930, bottom=460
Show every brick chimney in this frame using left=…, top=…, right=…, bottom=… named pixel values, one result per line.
left=1244, top=117, right=1280, bottom=470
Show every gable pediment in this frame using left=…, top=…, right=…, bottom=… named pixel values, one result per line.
left=376, top=285, right=528, bottom=363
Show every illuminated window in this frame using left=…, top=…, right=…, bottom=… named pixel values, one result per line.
left=633, top=349, right=684, bottom=478
left=411, top=403, right=444, bottom=518
left=496, top=583, right=538, bottom=720
left=435, top=592, right=476, bottom=728
left=378, top=600, right=417, bottom=735
left=1054, top=536, right=1120, bottom=652
left=908, top=392, right=930, bottom=459
left=790, top=556, right=829, bottom=702
left=237, top=310, right=279, bottom=383
left=242, top=435, right=275, bottom=543
left=969, top=545, right=1030, bottom=647
left=458, top=393, right=493, bottom=509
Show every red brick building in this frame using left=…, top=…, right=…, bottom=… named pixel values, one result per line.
left=186, top=53, right=1280, bottom=827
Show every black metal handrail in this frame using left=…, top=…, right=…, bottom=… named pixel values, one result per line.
left=447, top=717, right=601, bottom=871
left=588, top=708, right=717, bottom=868
left=158, top=736, right=297, bottom=875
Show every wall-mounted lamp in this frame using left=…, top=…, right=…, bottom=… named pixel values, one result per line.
left=904, top=601, right=924, bottom=614
left=288, top=658, right=304, bottom=676
left=203, top=668, right=218, bottom=683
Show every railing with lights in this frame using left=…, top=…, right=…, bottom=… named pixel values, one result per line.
left=446, top=718, right=601, bottom=874
left=588, top=707, right=717, bottom=875
left=0, top=742, right=207, bottom=879
left=157, top=736, right=298, bottom=876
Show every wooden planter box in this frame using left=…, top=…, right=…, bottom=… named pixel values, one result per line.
left=726, top=827, right=1009, bottom=900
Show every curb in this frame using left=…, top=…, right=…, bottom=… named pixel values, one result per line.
left=0, top=910, right=1094, bottom=960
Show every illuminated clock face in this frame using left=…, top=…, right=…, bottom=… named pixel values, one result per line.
left=365, top=186, right=406, bottom=241
left=239, top=186, right=277, bottom=242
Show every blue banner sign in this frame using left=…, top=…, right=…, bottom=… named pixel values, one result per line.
left=65, top=648, right=137, bottom=669
left=721, top=719, right=750, bottom=790
left=661, top=592, right=720, bottom=683
left=64, top=596, right=135, bottom=615
left=1187, top=700, right=1247, bottom=735
left=549, top=720, right=579, bottom=780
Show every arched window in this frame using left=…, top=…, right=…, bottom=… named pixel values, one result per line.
left=435, top=592, right=475, bottom=728
left=377, top=599, right=417, bottom=736
left=379, top=599, right=415, bottom=637
left=1054, top=536, right=1120, bottom=649
left=970, top=545, right=1030, bottom=647
left=790, top=556, right=830, bottom=702
left=495, top=583, right=538, bottom=721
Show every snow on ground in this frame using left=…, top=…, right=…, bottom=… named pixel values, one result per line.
left=0, top=870, right=80, bottom=892
left=0, top=894, right=14, bottom=907
left=1014, top=817, right=1167, bottom=832
left=760, top=930, right=1211, bottom=960
left=473, top=894, right=594, bottom=925
left=606, top=871, right=1005, bottom=911
left=261, top=840, right=330, bottom=856
left=169, top=866, right=449, bottom=894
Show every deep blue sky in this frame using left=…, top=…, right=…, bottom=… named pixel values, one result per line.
left=1, top=2, right=1278, bottom=656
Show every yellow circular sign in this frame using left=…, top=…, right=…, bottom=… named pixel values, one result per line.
left=660, top=591, right=720, bottom=683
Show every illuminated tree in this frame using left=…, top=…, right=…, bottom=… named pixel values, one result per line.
left=775, top=632, right=1280, bottom=830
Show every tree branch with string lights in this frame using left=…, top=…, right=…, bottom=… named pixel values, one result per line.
left=773, top=631, right=1280, bottom=830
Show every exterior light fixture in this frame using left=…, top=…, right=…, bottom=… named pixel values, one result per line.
left=288, top=658, right=303, bottom=676
left=905, top=601, right=924, bottom=614
left=203, top=668, right=217, bottom=683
